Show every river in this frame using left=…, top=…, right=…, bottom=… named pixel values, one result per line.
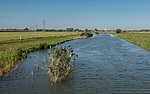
left=0, top=34, right=150, bottom=94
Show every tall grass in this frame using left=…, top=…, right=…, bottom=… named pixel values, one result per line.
left=49, top=47, right=75, bottom=83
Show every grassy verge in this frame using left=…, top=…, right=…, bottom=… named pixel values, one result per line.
left=111, top=32, right=150, bottom=51
left=0, top=32, right=82, bottom=77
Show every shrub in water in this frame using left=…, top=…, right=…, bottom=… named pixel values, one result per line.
left=49, top=47, right=75, bottom=83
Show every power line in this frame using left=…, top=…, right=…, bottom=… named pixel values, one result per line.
left=36, top=24, right=38, bottom=31
left=43, top=19, right=46, bottom=32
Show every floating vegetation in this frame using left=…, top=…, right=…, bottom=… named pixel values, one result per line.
left=49, top=47, right=75, bottom=83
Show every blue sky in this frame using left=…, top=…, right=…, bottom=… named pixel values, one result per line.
left=0, top=0, right=150, bottom=29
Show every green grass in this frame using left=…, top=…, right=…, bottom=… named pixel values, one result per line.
left=0, top=32, right=80, bottom=41
left=0, top=32, right=82, bottom=77
left=111, top=32, right=150, bottom=51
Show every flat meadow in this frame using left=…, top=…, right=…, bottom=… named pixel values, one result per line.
left=0, top=32, right=80, bottom=41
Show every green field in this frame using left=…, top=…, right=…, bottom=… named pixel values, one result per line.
left=112, top=32, right=150, bottom=51
left=0, top=32, right=79, bottom=41
left=0, top=32, right=82, bottom=77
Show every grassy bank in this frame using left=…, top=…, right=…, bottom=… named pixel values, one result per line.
left=111, top=32, right=150, bottom=51
left=0, top=32, right=82, bottom=77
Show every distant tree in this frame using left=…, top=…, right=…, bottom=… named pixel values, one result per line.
left=85, top=29, right=89, bottom=32
left=94, top=29, right=98, bottom=31
left=24, top=27, right=29, bottom=31
left=116, top=29, right=121, bottom=34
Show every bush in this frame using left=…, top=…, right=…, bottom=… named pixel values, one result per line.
left=49, top=47, right=75, bottom=83
left=80, top=32, right=93, bottom=37
left=116, top=29, right=121, bottom=34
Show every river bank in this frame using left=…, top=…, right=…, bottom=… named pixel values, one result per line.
left=0, top=33, right=83, bottom=77
left=111, top=32, right=150, bottom=51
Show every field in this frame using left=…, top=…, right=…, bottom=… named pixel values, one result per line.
left=0, top=32, right=82, bottom=77
left=0, top=32, right=80, bottom=41
left=112, top=32, right=150, bottom=51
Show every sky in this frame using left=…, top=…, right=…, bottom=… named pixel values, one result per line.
left=0, top=0, right=150, bottom=30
